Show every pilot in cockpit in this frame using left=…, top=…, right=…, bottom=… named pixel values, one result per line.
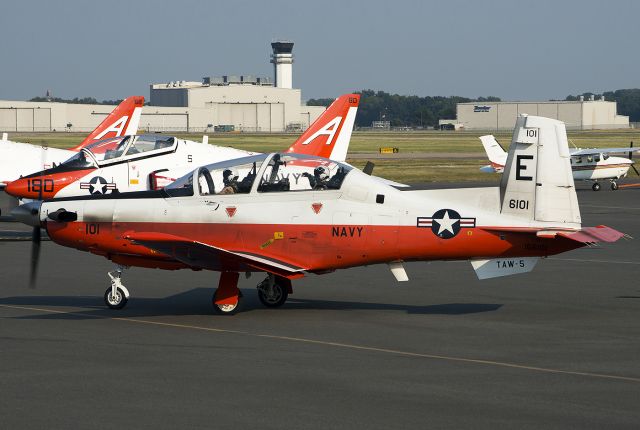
left=303, top=166, right=330, bottom=190
left=219, top=168, right=240, bottom=194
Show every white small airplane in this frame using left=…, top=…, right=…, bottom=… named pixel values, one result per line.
left=480, top=135, right=640, bottom=191
left=4, top=94, right=362, bottom=200
left=0, top=96, right=144, bottom=189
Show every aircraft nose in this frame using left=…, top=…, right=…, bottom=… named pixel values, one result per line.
left=11, top=201, right=42, bottom=227
left=4, top=177, right=50, bottom=199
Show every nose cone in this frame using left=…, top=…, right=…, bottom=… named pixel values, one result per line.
left=4, top=168, right=94, bottom=200
left=11, top=201, right=43, bottom=227
left=5, top=176, right=55, bottom=199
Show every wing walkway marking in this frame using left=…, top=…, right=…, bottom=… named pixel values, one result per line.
left=2, top=303, right=640, bottom=384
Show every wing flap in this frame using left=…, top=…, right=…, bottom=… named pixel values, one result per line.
left=124, top=231, right=306, bottom=279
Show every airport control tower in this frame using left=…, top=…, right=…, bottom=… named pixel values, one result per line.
left=270, top=41, right=294, bottom=89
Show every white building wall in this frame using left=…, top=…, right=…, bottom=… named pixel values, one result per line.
left=457, top=100, right=629, bottom=130
left=0, top=98, right=326, bottom=134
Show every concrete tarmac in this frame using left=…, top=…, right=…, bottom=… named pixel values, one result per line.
left=1, top=185, right=640, bottom=429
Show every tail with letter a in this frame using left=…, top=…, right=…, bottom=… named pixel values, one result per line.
left=286, top=94, right=359, bottom=162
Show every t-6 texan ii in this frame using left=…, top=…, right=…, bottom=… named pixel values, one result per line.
left=13, top=115, right=625, bottom=314
left=4, top=94, right=360, bottom=200
left=0, top=96, right=144, bottom=189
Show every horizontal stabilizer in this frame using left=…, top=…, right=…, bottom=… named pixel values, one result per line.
left=471, top=257, right=539, bottom=280
left=557, top=225, right=626, bottom=244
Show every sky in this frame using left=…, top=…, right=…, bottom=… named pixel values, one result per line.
left=0, top=0, right=638, bottom=102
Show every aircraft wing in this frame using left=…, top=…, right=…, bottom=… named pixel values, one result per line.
left=123, top=231, right=307, bottom=279
left=570, top=147, right=640, bottom=156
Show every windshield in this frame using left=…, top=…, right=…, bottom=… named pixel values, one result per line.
left=257, top=153, right=352, bottom=192
left=126, top=135, right=175, bottom=156
left=166, top=154, right=268, bottom=197
left=61, top=150, right=97, bottom=169
left=81, top=135, right=176, bottom=164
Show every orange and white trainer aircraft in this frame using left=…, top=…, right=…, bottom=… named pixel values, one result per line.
left=4, top=94, right=360, bottom=200
left=13, top=114, right=625, bottom=314
left=0, top=96, right=144, bottom=189
left=480, top=134, right=640, bottom=191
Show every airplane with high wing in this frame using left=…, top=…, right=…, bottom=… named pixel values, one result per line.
left=12, top=114, right=625, bottom=314
left=480, top=134, right=640, bottom=191
left=4, top=94, right=360, bottom=200
left=0, top=96, right=144, bottom=189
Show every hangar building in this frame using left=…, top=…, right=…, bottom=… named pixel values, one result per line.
left=456, top=95, right=629, bottom=130
left=0, top=41, right=325, bottom=133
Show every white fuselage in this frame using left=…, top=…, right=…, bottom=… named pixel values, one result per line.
left=0, top=139, right=75, bottom=185
left=53, top=139, right=255, bottom=198
left=569, top=154, right=631, bottom=181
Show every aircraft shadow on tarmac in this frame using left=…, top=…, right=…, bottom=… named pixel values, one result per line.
left=0, top=288, right=502, bottom=318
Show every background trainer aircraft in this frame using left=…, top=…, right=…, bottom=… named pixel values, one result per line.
left=4, top=94, right=360, bottom=200
left=13, top=114, right=624, bottom=314
left=480, top=134, right=640, bottom=191
left=0, top=96, right=144, bottom=189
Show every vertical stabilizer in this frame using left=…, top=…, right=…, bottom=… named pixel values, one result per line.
left=479, top=135, right=507, bottom=169
left=286, top=94, right=359, bottom=161
left=70, top=96, right=144, bottom=151
left=500, top=115, right=581, bottom=226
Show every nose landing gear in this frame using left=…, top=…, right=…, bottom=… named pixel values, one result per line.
left=104, top=265, right=130, bottom=309
left=610, top=181, right=619, bottom=191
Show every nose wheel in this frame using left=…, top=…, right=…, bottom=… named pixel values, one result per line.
left=104, top=286, right=129, bottom=309
left=610, top=181, right=619, bottom=190
left=105, top=265, right=130, bottom=309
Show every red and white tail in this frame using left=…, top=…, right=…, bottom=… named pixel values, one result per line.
left=70, top=96, right=144, bottom=151
left=286, top=94, right=359, bottom=161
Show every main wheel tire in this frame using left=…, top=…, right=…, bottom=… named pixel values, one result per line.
left=611, top=181, right=619, bottom=190
left=104, top=287, right=129, bottom=310
left=592, top=182, right=601, bottom=191
left=212, top=291, right=240, bottom=315
left=257, top=281, right=289, bottom=308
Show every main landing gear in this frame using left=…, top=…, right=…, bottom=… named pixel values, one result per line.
left=591, top=181, right=619, bottom=191
left=104, top=265, right=130, bottom=310
left=256, top=274, right=290, bottom=308
left=211, top=273, right=292, bottom=315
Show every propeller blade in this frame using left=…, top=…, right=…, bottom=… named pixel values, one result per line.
left=631, top=164, right=640, bottom=176
left=29, top=225, right=41, bottom=288
left=629, top=141, right=634, bottom=161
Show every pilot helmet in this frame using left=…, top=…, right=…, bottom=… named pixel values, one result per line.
left=223, top=168, right=239, bottom=184
left=314, top=166, right=329, bottom=181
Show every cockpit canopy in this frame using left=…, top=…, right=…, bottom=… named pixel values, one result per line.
left=166, top=153, right=353, bottom=197
left=61, top=135, right=177, bottom=168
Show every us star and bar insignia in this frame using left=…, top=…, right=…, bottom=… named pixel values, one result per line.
left=79, top=176, right=117, bottom=195
left=417, top=209, right=476, bottom=239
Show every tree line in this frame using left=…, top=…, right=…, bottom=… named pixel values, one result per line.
left=565, top=89, right=640, bottom=122
left=307, top=90, right=500, bottom=128
left=29, top=96, right=124, bottom=105
left=309, top=88, right=640, bottom=127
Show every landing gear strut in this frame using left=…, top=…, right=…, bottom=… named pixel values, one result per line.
left=257, top=274, right=290, bottom=308
left=592, top=182, right=601, bottom=191
left=610, top=181, right=619, bottom=191
left=104, top=265, right=130, bottom=309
